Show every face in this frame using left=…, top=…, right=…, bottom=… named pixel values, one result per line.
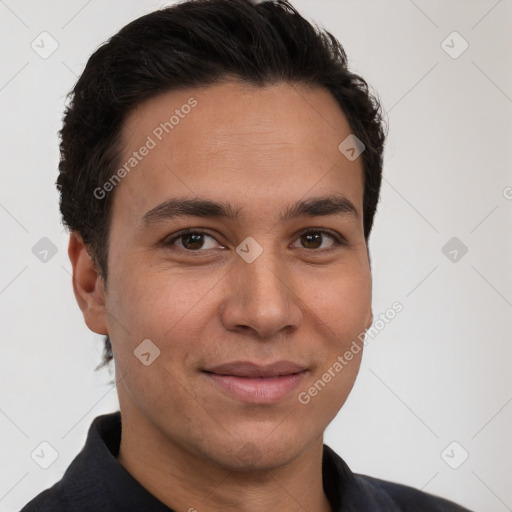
left=75, top=81, right=373, bottom=471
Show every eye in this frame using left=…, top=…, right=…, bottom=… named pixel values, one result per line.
left=291, top=229, right=344, bottom=250
left=166, top=229, right=222, bottom=251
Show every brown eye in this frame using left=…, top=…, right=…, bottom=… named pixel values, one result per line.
left=300, top=232, right=323, bottom=249
left=293, top=230, right=342, bottom=250
left=167, top=230, right=221, bottom=251
left=180, top=233, right=207, bottom=250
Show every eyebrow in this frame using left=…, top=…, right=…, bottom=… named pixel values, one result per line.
left=140, top=194, right=359, bottom=229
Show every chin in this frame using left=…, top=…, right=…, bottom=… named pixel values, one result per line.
left=204, top=431, right=310, bottom=473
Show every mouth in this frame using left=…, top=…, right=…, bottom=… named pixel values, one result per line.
left=202, top=361, right=308, bottom=404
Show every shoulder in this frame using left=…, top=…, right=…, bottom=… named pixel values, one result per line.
left=354, top=473, right=473, bottom=511
left=18, top=485, right=69, bottom=512
left=322, top=444, right=472, bottom=511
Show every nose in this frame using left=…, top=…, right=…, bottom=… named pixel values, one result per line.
left=219, top=247, right=303, bottom=339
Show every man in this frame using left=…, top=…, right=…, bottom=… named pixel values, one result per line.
left=20, top=0, right=472, bottom=510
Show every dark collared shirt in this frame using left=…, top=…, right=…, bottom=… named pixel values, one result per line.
left=20, top=412, right=472, bottom=511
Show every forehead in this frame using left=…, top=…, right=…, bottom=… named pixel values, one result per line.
left=112, top=81, right=364, bottom=224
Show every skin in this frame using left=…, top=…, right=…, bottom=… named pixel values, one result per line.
left=69, top=80, right=373, bottom=512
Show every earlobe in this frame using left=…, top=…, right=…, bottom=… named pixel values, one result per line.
left=68, top=232, right=108, bottom=335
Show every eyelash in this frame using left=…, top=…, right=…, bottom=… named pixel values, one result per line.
left=165, top=228, right=346, bottom=253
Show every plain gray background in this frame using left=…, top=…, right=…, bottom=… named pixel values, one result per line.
left=1, top=1, right=511, bottom=511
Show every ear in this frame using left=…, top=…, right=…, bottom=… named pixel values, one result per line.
left=68, top=232, right=108, bottom=335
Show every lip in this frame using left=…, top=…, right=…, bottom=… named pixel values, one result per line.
left=205, top=361, right=307, bottom=378
left=203, top=361, right=308, bottom=404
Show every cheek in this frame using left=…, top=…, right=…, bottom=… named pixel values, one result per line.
left=108, top=265, right=211, bottom=335
left=106, top=270, right=216, bottom=413
left=306, top=265, right=372, bottom=337
left=297, top=265, right=370, bottom=409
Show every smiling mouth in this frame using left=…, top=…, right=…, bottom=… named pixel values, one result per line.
left=202, top=361, right=308, bottom=403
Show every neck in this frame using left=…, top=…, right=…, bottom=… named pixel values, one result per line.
left=116, top=410, right=332, bottom=512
